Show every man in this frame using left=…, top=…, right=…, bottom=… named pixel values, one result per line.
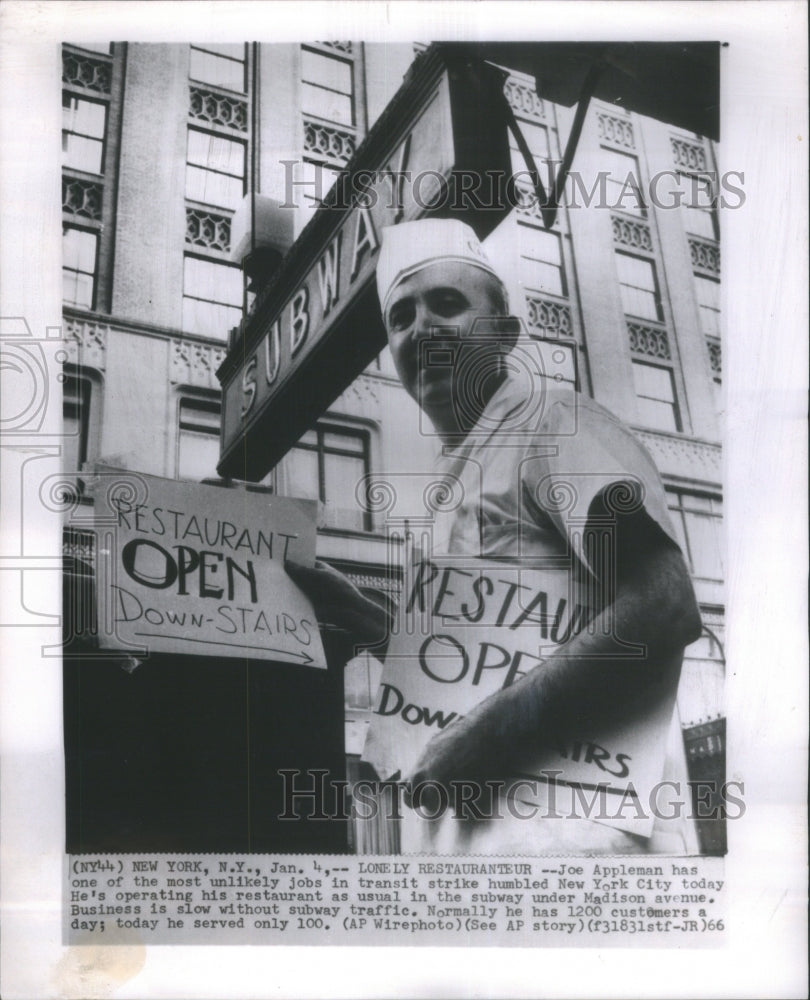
left=288, top=218, right=701, bottom=854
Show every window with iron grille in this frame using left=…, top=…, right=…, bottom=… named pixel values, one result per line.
left=285, top=424, right=372, bottom=532
left=631, top=360, right=681, bottom=432
left=177, top=397, right=222, bottom=481
left=62, top=48, right=112, bottom=93
left=62, top=43, right=121, bottom=314
left=185, top=127, right=246, bottom=211
left=182, top=48, right=250, bottom=344
left=63, top=226, right=98, bottom=309
left=508, top=109, right=579, bottom=382
left=62, top=93, right=107, bottom=174
left=182, top=254, right=244, bottom=340
left=189, top=43, right=246, bottom=93
left=615, top=251, right=663, bottom=322
left=299, top=45, right=359, bottom=220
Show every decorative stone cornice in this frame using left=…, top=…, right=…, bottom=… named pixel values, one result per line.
left=611, top=215, right=653, bottom=252
left=671, top=136, right=707, bottom=173
left=627, top=321, right=671, bottom=360
left=526, top=296, right=573, bottom=338
left=689, top=237, right=720, bottom=274
left=504, top=77, right=545, bottom=120
left=635, top=429, right=721, bottom=484
left=170, top=339, right=227, bottom=390
left=64, top=318, right=108, bottom=370
left=597, top=112, right=635, bottom=149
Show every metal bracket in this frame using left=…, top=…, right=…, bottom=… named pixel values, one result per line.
left=501, top=55, right=607, bottom=229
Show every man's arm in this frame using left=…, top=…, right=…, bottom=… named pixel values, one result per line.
left=405, top=515, right=702, bottom=787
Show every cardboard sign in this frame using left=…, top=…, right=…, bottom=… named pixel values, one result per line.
left=362, top=556, right=678, bottom=835
left=90, top=472, right=326, bottom=668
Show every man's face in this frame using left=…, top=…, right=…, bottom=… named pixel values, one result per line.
left=383, top=260, right=506, bottom=436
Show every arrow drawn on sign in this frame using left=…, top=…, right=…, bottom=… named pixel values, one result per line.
left=132, top=632, right=315, bottom=664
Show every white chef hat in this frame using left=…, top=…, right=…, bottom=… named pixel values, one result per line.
left=376, top=218, right=503, bottom=316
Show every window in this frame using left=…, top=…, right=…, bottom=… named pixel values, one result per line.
left=601, top=147, right=645, bottom=216
left=301, top=47, right=353, bottom=126
left=62, top=41, right=119, bottom=315
left=182, top=255, right=243, bottom=339
left=189, top=44, right=246, bottom=92
left=694, top=274, right=720, bottom=336
left=286, top=424, right=371, bottom=531
left=681, top=173, right=718, bottom=239
left=667, top=490, right=724, bottom=581
left=519, top=228, right=566, bottom=297
left=185, top=128, right=245, bottom=210
left=298, top=159, right=343, bottom=211
left=298, top=46, right=357, bottom=225
left=63, top=373, right=92, bottom=471
left=615, top=252, right=662, bottom=321
left=62, top=226, right=98, bottom=308
left=632, top=360, right=680, bottom=432
left=680, top=626, right=725, bottom=724
left=62, top=94, right=107, bottom=173
left=177, top=398, right=222, bottom=481
left=509, top=120, right=550, bottom=176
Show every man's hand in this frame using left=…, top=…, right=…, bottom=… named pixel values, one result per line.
left=408, top=534, right=701, bottom=794
left=403, top=685, right=518, bottom=791
left=285, top=559, right=392, bottom=661
left=404, top=713, right=489, bottom=790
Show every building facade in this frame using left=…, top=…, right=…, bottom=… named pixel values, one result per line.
left=62, top=41, right=725, bottom=852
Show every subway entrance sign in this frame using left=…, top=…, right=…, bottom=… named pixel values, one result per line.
left=216, top=46, right=513, bottom=481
